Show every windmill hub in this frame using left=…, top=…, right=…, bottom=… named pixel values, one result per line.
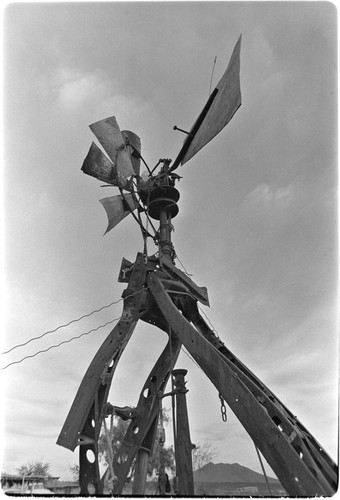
left=148, top=184, right=180, bottom=220
left=138, top=166, right=180, bottom=221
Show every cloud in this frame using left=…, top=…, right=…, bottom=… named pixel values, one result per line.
left=46, top=67, right=116, bottom=113
left=57, top=72, right=108, bottom=109
left=243, top=183, right=294, bottom=213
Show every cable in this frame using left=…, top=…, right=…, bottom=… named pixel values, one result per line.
left=174, top=254, right=221, bottom=343
left=1, top=317, right=121, bottom=370
left=209, top=56, right=217, bottom=96
left=129, top=144, right=151, bottom=176
left=198, top=305, right=218, bottom=335
left=173, top=255, right=219, bottom=335
left=2, top=287, right=147, bottom=356
left=175, top=255, right=193, bottom=277
left=254, top=443, right=273, bottom=495
left=180, top=346, right=204, bottom=374
left=2, top=301, right=122, bottom=355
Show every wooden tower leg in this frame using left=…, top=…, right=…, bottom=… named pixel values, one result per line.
left=132, top=448, right=150, bottom=494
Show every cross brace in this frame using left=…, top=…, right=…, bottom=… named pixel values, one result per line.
left=57, top=252, right=337, bottom=496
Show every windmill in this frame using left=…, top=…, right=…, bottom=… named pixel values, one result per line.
left=57, top=36, right=337, bottom=496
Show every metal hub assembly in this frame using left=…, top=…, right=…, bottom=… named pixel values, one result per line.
left=148, top=185, right=180, bottom=220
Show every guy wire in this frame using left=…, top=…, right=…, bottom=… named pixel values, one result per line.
left=2, top=287, right=148, bottom=355
left=2, top=316, right=121, bottom=370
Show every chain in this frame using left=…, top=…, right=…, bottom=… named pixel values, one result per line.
left=219, top=393, right=227, bottom=422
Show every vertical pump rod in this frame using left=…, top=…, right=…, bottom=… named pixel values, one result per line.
left=172, top=369, right=195, bottom=495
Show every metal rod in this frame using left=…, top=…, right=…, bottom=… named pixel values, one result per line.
left=169, top=87, right=219, bottom=172
left=159, top=210, right=172, bottom=259
left=254, top=443, right=273, bottom=495
left=172, top=369, right=194, bottom=496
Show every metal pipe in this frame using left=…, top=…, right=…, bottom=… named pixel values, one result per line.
left=172, top=369, right=194, bottom=496
left=159, top=210, right=172, bottom=259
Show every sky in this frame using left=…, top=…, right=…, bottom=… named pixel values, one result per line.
left=1, top=0, right=338, bottom=485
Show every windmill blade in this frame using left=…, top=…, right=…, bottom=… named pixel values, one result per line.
left=170, top=34, right=242, bottom=172
left=90, top=116, right=135, bottom=179
left=81, top=142, right=129, bottom=188
left=99, top=193, right=139, bottom=234
left=122, top=130, right=141, bottom=176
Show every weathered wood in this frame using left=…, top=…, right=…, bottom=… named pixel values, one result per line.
left=132, top=448, right=150, bottom=494
left=148, top=272, right=337, bottom=497
left=57, top=253, right=147, bottom=452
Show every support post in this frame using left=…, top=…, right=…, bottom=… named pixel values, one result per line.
left=132, top=448, right=150, bottom=494
left=172, top=369, right=194, bottom=496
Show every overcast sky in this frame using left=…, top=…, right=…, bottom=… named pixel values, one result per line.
left=2, top=1, right=337, bottom=484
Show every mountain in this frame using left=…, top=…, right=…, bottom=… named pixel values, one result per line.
left=193, top=462, right=280, bottom=484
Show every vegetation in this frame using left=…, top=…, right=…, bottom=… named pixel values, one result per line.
left=16, top=460, right=51, bottom=478
left=69, top=464, right=79, bottom=481
left=192, top=441, right=216, bottom=471
left=98, top=413, right=130, bottom=469
left=69, top=412, right=216, bottom=495
left=96, top=407, right=175, bottom=493
left=148, top=408, right=175, bottom=476
left=192, top=442, right=217, bottom=495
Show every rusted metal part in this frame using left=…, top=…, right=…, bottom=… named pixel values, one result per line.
left=57, top=253, right=146, bottom=452
left=78, top=398, right=102, bottom=495
left=121, top=130, right=141, bottom=176
left=148, top=185, right=180, bottom=221
left=89, top=116, right=135, bottom=180
left=158, top=210, right=173, bottom=260
left=148, top=272, right=337, bottom=496
left=172, top=369, right=194, bottom=495
left=118, top=257, right=134, bottom=282
left=99, top=193, right=139, bottom=234
left=185, top=301, right=338, bottom=493
left=110, top=405, right=139, bottom=421
left=81, top=142, right=121, bottom=186
left=118, top=254, right=163, bottom=283
left=108, top=334, right=181, bottom=494
left=161, top=255, right=209, bottom=306
left=57, top=254, right=147, bottom=495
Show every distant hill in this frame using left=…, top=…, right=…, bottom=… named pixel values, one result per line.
left=193, top=462, right=280, bottom=484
